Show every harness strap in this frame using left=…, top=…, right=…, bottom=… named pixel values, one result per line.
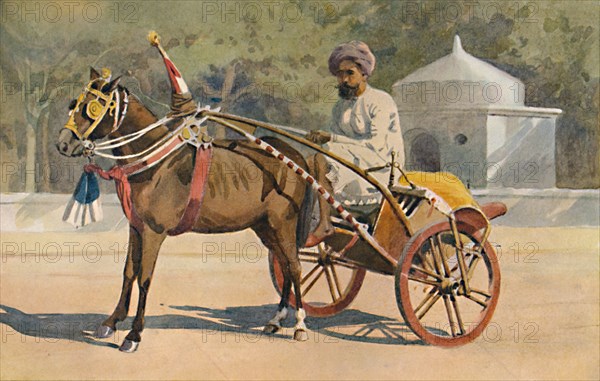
left=121, top=135, right=186, bottom=175
left=167, top=145, right=213, bottom=236
left=110, top=90, right=129, bottom=134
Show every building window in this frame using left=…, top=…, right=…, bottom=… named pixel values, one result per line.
left=454, top=133, right=468, bottom=145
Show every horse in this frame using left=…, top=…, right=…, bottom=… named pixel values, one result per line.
left=56, top=68, right=313, bottom=352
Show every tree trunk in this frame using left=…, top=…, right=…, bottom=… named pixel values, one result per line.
left=25, top=124, right=36, bottom=193
left=22, top=63, right=37, bottom=193
left=38, top=107, right=50, bottom=192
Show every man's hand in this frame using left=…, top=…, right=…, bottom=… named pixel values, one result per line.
left=305, top=130, right=331, bottom=145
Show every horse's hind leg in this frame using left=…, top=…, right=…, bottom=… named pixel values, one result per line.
left=289, top=255, right=309, bottom=341
left=120, top=228, right=166, bottom=353
left=270, top=219, right=309, bottom=341
left=96, top=226, right=141, bottom=338
left=253, top=222, right=291, bottom=334
left=264, top=255, right=291, bottom=334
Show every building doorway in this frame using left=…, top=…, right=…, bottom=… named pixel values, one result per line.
left=409, top=132, right=441, bottom=172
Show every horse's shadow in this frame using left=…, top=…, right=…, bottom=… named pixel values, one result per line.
left=170, top=304, right=425, bottom=345
left=0, top=303, right=425, bottom=347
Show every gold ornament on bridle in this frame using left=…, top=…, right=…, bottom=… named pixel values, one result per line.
left=64, top=68, right=118, bottom=140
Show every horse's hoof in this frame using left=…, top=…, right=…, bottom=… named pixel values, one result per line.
left=263, top=324, right=280, bottom=334
left=293, top=329, right=308, bottom=342
left=94, top=325, right=114, bottom=339
left=119, top=339, right=139, bottom=353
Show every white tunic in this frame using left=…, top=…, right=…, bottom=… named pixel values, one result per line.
left=325, top=85, right=405, bottom=205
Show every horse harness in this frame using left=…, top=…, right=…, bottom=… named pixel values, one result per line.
left=70, top=77, right=214, bottom=235
left=85, top=137, right=212, bottom=236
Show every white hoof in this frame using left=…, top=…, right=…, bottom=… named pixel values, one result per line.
left=119, top=339, right=139, bottom=353
left=293, top=329, right=309, bottom=342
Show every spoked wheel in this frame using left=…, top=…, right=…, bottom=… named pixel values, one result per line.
left=269, top=235, right=366, bottom=317
left=396, top=221, right=501, bottom=346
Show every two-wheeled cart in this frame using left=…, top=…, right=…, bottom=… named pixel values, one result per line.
left=205, top=111, right=506, bottom=347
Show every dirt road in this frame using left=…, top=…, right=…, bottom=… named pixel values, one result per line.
left=1, top=226, right=598, bottom=380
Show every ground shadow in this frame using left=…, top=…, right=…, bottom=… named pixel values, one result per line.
left=170, top=304, right=425, bottom=345
left=0, top=304, right=120, bottom=348
left=0, top=303, right=424, bottom=347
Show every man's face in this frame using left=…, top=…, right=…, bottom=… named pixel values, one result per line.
left=335, top=60, right=367, bottom=99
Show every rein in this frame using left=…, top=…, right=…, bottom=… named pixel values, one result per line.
left=89, top=104, right=215, bottom=172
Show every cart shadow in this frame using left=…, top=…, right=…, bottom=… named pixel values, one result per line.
left=0, top=303, right=427, bottom=347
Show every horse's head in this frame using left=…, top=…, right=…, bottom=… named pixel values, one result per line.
left=56, top=67, right=121, bottom=157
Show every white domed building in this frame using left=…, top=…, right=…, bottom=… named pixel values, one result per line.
left=392, top=36, right=561, bottom=188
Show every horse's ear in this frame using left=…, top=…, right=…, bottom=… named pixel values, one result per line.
left=106, top=76, right=121, bottom=92
left=90, top=67, right=101, bottom=80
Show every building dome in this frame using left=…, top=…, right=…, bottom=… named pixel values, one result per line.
left=392, top=35, right=525, bottom=110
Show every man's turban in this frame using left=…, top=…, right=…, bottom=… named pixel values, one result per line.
left=328, top=41, right=376, bottom=77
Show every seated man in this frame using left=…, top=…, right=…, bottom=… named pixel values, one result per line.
left=305, top=41, right=405, bottom=247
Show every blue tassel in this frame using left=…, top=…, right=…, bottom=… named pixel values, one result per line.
left=63, top=171, right=103, bottom=228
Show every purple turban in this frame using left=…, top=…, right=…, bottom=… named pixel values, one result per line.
left=328, top=41, right=376, bottom=76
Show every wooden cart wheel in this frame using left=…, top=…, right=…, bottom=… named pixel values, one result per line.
left=395, top=221, right=501, bottom=346
left=269, top=237, right=366, bottom=317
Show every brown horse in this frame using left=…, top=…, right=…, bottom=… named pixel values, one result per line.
left=56, top=68, right=312, bottom=352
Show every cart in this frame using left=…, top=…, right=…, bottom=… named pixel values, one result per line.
left=203, top=111, right=506, bottom=347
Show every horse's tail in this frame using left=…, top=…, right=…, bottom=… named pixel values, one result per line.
left=296, top=181, right=313, bottom=249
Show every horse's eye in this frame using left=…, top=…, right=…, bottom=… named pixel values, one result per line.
left=68, top=99, right=77, bottom=110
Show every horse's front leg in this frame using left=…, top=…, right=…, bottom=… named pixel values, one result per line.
left=95, top=226, right=142, bottom=338
left=120, top=228, right=166, bottom=353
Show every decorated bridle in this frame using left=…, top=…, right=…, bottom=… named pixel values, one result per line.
left=64, top=68, right=128, bottom=142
